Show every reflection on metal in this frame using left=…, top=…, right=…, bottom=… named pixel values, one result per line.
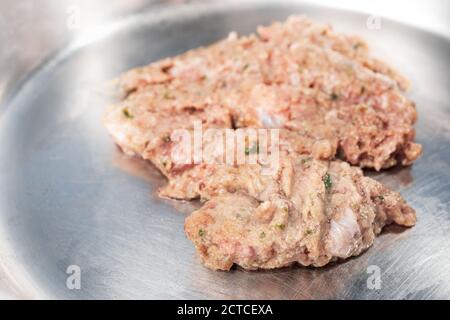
left=0, top=0, right=449, bottom=299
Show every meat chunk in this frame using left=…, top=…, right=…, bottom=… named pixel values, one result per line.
left=256, top=16, right=411, bottom=90
left=103, top=15, right=419, bottom=272
left=185, top=158, right=416, bottom=270
left=112, top=16, right=421, bottom=170
left=158, top=130, right=338, bottom=200
left=103, top=82, right=232, bottom=179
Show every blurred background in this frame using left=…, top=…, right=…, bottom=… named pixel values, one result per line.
left=0, top=0, right=449, bottom=111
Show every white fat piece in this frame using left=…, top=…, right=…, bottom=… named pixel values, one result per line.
left=327, top=207, right=361, bottom=258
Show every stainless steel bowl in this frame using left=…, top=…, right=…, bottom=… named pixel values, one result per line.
left=0, top=0, right=449, bottom=299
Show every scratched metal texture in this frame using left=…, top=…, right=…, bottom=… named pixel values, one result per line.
left=0, top=0, right=449, bottom=299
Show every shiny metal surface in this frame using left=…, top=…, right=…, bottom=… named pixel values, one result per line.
left=0, top=0, right=449, bottom=299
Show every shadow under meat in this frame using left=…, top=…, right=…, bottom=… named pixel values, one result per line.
left=111, top=146, right=201, bottom=215
left=365, top=164, right=414, bottom=190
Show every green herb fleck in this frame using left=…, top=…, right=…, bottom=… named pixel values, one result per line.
left=353, top=42, right=363, bottom=50
left=259, top=231, right=266, bottom=239
left=301, top=157, right=312, bottom=164
left=275, top=223, right=286, bottom=231
left=360, top=86, right=366, bottom=94
left=377, top=195, right=385, bottom=201
left=122, top=108, right=133, bottom=119
left=282, top=207, right=289, bottom=213
left=330, top=92, right=339, bottom=101
left=304, top=229, right=314, bottom=236
left=198, top=229, right=205, bottom=237
left=242, top=63, right=250, bottom=71
left=323, top=173, right=332, bottom=191
left=163, top=91, right=172, bottom=99
left=245, top=143, right=259, bottom=155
